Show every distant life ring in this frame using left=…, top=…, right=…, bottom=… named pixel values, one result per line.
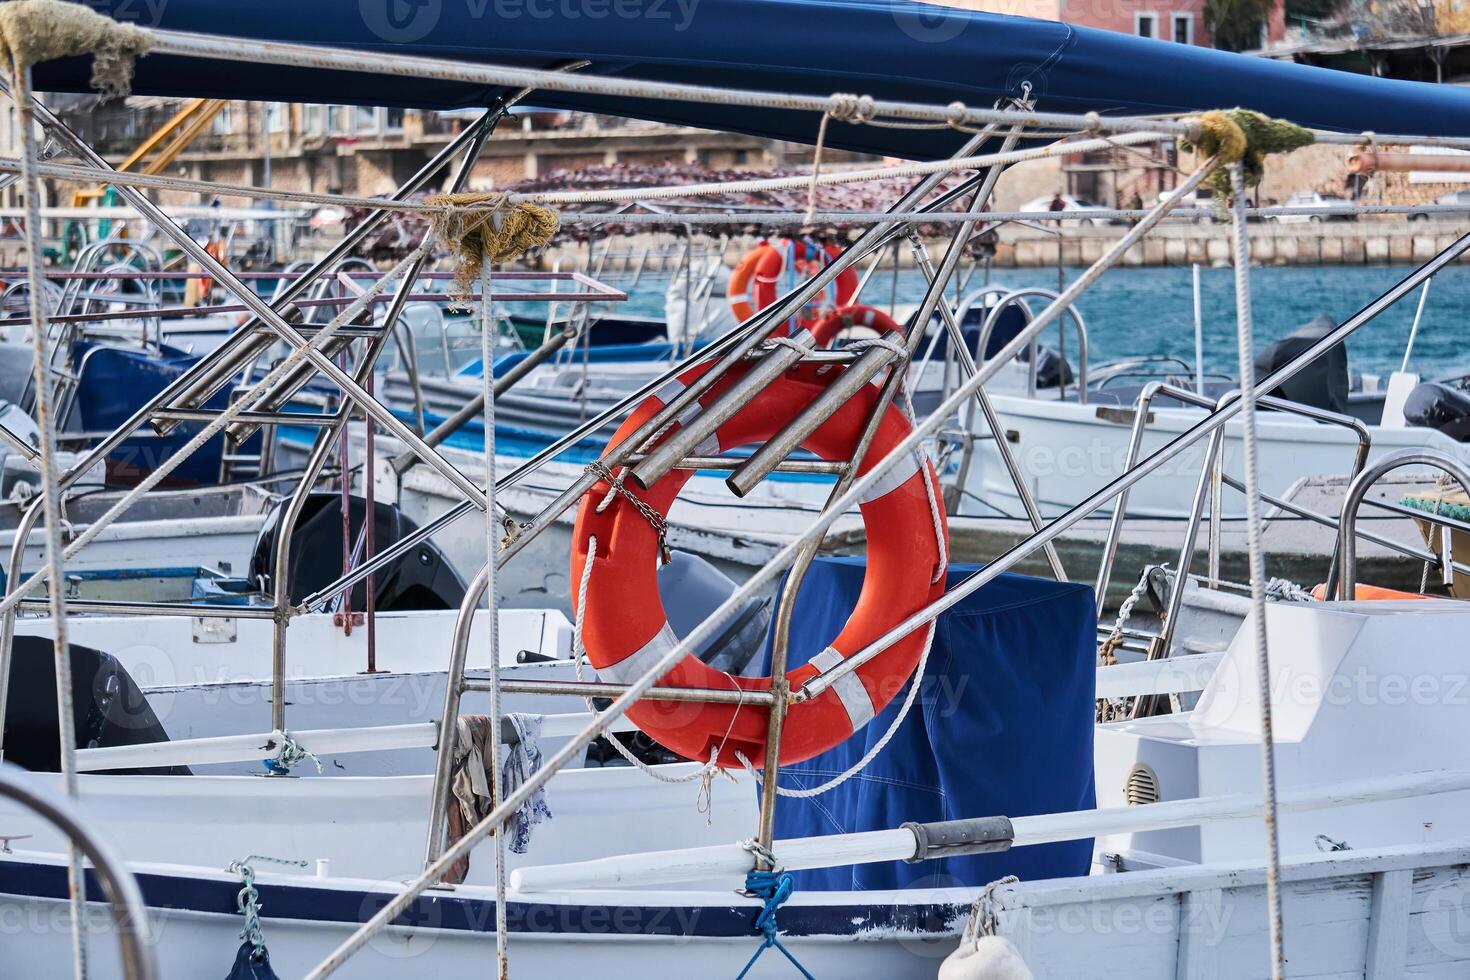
left=726, top=242, right=775, bottom=323
left=197, top=239, right=224, bottom=303
left=738, top=239, right=858, bottom=336
left=809, top=304, right=907, bottom=348
left=571, top=358, right=948, bottom=767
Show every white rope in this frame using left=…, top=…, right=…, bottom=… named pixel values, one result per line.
left=11, top=61, right=86, bottom=980
left=0, top=132, right=1157, bottom=213
left=478, top=257, right=509, bottom=980
left=736, top=617, right=938, bottom=799
left=556, top=202, right=1470, bottom=226
left=1228, top=162, right=1286, bottom=980
left=12, top=155, right=1464, bottom=226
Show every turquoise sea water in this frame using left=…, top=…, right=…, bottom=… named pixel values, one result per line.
left=607, top=264, right=1470, bottom=382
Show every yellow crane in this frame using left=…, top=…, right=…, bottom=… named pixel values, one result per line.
left=70, top=98, right=229, bottom=208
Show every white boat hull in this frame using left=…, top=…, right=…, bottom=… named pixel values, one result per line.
left=960, top=393, right=1470, bottom=520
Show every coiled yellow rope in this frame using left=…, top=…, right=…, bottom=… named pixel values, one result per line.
left=0, top=0, right=151, bottom=98
left=1181, top=108, right=1314, bottom=199
left=425, top=192, right=559, bottom=302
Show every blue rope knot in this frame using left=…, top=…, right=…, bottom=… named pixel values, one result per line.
left=735, top=869, right=815, bottom=979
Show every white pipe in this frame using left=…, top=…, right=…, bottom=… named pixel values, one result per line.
left=510, top=768, right=1470, bottom=892
left=1401, top=278, right=1432, bottom=373
left=1094, top=651, right=1223, bottom=700
left=1192, top=263, right=1204, bottom=394
left=74, top=714, right=637, bottom=772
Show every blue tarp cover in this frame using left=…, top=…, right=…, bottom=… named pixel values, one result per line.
left=34, top=0, right=1470, bottom=161
left=755, top=556, right=1096, bottom=891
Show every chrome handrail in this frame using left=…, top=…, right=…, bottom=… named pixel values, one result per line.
left=968, top=286, right=1090, bottom=404
left=0, top=762, right=158, bottom=980
left=1331, top=449, right=1470, bottom=601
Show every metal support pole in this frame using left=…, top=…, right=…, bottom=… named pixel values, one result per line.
left=1129, top=425, right=1224, bottom=718
left=266, top=119, right=492, bottom=732
left=906, top=231, right=1067, bottom=580
left=1334, top=450, right=1470, bottom=600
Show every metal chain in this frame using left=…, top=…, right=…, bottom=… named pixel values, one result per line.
left=586, top=459, right=671, bottom=563
left=228, top=855, right=308, bottom=958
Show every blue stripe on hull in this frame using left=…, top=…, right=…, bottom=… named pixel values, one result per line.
left=0, top=859, right=962, bottom=939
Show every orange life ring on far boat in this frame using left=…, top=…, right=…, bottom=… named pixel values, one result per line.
left=752, top=240, right=859, bottom=335
left=808, top=304, right=907, bottom=348
left=570, top=358, right=948, bottom=768
left=726, top=242, right=774, bottom=323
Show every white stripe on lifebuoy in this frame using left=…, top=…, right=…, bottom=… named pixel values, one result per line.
left=653, top=378, right=720, bottom=456
left=854, top=449, right=925, bottom=505
left=809, top=646, right=874, bottom=730
left=597, top=620, right=678, bottom=684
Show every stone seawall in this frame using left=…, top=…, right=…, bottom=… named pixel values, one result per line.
left=538, top=220, right=1470, bottom=271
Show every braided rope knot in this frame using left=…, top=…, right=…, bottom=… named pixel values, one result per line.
left=425, top=191, right=559, bottom=304
left=945, top=101, right=970, bottom=130
left=828, top=92, right=877, bottom=125
left=735, top=861, right=815, bottom=979
left=0, top=0, right=151, bottom=99
left=1181, top=108, right=1314, bottom=200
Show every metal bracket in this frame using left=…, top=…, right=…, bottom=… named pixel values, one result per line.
left=192, top=616, right=238, bottom=644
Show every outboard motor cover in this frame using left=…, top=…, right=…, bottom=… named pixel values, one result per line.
left=251, top=494, right=467, bottom=611
left=657, top=551, right=770, bottom=676
left=2, top=635, right=185, bottom=775
left=1404, top=381, right=1470, bottom=442
left=1254, top=314, right=1348, bottom=413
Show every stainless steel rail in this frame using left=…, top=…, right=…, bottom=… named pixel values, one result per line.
left=1333, top=450, right=1470, bottom=600
left=0, top=762, right=158, bottom=980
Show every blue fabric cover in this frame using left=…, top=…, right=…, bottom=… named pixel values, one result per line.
left=756, top=556, right=1096, bottom=891
left=35, top=0, right=1470, bottom=161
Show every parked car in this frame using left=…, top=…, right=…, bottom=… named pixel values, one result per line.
left=1157, top=188, right=1216, bottom=223
left=1408, top=189, right=1470, bottom=221
left=1020, top=194, right=1117, bottom=225
left=1269, top=191, right=1357, bottom=223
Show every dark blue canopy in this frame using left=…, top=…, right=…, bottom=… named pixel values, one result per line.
left=755, top=557, right=1098, bottom=891
left=34, top=0, right=1470, bottom=159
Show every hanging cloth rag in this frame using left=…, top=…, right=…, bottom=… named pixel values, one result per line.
left=444, top=713, right=553, bottom=884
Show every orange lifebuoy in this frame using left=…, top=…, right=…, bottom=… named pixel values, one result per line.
left=809, top=304, right=907, bottom=348
left=752, top=239, right=859, bottom=335
left=726, top=242, right=774, bottom=323
left=571, top=359, right=948, bottom=767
